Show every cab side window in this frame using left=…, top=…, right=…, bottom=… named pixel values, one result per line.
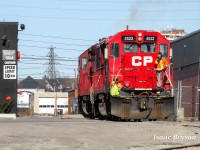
left=82, top=58, right=88, bottom=69
left=160, top=44, right=168, bottom=57
left=111, top=43, right=119, bottom=58
left=96, top=48, right=101, bottom=69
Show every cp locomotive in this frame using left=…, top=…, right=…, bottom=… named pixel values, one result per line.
left=78, top=29, right=174, bottom=121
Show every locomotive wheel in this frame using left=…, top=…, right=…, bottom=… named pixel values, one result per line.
left=78, top=96, right=94, bottom=119
left=98, top=115, right=105, bottom=120
left=134, top=119, right=142, bottom=122
left=80, top=103, right=90, bottom=118
left=94, top=96, right=105, bottom=120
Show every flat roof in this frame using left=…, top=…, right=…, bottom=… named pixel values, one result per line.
left=171, top=29, right=200, bottom=44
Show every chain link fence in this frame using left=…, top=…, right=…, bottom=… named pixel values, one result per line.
left=175, top=81, right=199, bottom=119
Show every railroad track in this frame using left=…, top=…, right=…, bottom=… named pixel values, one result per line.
left=160, top=142, right=200, bottom=150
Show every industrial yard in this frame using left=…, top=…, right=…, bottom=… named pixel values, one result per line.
left=0, top=116, right=200, bottom=150
left=0, top=1, right=200, bottom=150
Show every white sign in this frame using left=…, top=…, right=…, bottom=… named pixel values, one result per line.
left=2, top=50, right=16, bottom=60
left=4, top=61, right=16, bottom=65
left=17, top=92, right=30, bottom=108
left=132, top=56, right=153, bottom=66
left=3, top=65, right=16, bottom=79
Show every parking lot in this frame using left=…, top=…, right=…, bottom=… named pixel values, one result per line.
left=0, top=116, right=200, bottom=150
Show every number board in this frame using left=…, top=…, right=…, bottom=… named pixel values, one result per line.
left=144, top=36, right=157, bottom=42
left=122, top=36, right=136, bottom=42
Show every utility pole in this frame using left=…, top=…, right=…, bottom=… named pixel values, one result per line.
left=54, top=93, right=58, bottom=117
left=45, top=46, right=59, bottom=79
left=74, top=69, right=76, bottom=89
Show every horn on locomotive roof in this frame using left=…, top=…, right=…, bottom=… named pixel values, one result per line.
left=126, top=25, right=129, bottom=30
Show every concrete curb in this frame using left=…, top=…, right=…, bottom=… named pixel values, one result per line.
left=61, top=114, right=84, bottom=119
left=0, top=114, right=16, bottom=119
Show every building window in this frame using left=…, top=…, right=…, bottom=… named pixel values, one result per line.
left=111, top=43, right=119, bottom=58
left=82, top=58, right=88, bottom=69
left=57, top=105, right=68, bottom=108
left=160, top=44, right=168, bottom=57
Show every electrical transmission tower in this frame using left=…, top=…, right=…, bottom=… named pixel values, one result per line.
left=45, top=46, right=59, bottom=79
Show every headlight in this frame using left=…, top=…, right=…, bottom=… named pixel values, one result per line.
left=138, top=37, right=143, bottom=41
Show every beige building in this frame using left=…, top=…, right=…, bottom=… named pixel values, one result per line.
left=34, top=92, right=68, bottom=115
left=160, top=28, right=186, bottom=41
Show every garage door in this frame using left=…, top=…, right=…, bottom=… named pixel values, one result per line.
left=38, top=97, right=68, bottom=114
left=57, top=98, right=68, bottom=114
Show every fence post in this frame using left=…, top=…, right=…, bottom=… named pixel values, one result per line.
left=177, top=80, right=180, bottom=109
left=179, top=81, right=182, bottom=109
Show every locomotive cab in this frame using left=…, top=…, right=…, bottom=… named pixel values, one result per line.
left=108, top=31, right=172, bottom=95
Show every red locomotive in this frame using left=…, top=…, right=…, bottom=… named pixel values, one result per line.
left=78, top=29, right=175, bottom=121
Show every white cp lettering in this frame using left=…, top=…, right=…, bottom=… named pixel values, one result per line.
left=132, top=56, right=153, bottom=66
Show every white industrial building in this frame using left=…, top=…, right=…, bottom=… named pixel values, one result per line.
left=34, top=92, right=68, bottom=115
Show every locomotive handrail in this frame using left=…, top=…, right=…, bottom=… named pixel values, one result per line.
left=93, top=75, right=102, bottom=87
left=146, top=68, right=173, bottom=88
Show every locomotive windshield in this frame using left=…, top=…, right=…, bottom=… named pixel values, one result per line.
left=141, top=44, right=155, bottom=53
left=123, top=44, right=138, bottom=52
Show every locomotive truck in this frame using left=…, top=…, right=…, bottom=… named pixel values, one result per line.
left=78, top=29, right=175, bottom=121
left=0, top=22, right=23, bottom=114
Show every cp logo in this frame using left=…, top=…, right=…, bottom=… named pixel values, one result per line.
left=132, top=56, right=153, bottom=66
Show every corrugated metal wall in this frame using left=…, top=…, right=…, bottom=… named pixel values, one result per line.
left=171, top=30, right=200, bottom=69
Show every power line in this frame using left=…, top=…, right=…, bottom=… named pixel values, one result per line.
left=19, top=39, right=90, bottom=47
left=19, top=62, right=77, bottom=65
left=19, top=45, right=85, bottom=51
left=20, top=61, right=78, bottom=65
left=19, top=73, right=43, bottom=76
left=2, top=13, right=200, bottom=21
left=20, top=67, right=76, bottom=69
left=19, top=67, right=46, bottom=69
left=21, top=57, right=77, bottom=61
left=60, top=0, right=200, bottom=3
left=0, top=4, right=127, bottom=12
left=19, top=33, right=96, bottom=42
left=1, top=4, right=200, bottom=12
left=21, top=54, right=77, bottom=59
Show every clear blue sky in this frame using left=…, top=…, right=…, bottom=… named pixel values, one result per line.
left=0, top=0, right=199, bottom=79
